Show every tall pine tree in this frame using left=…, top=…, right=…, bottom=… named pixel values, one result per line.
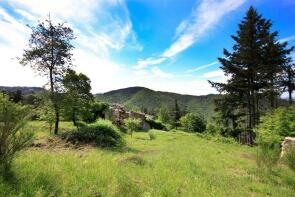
left=210, top=6, right=293, bottom=133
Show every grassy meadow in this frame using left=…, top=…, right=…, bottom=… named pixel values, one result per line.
left=0, top=121, right=295, bottom=197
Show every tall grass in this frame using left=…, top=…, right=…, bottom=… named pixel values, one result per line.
left=1, top=123, right=295, bottom=196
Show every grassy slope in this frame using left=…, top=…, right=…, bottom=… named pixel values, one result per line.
left=1, top=122, right=295, bottom=197
left=97, top=87, right=218, bottom=118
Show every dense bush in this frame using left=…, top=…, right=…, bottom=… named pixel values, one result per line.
left=284, top=144, right=295, bottom=172
left=124, top=118, right=141, bottom=137
left=205, top=122, right=220, bottom=135
left=254, top=107, right=295, bottom=172
left=256, top=106, right=295, bottom=142
left=0, top=94, right=33, bottom=177
left=180, top=113, right=206, bottom=133
left=146, top=118, right=167, bottom=130
left=66, top=119, right=124, bottom=147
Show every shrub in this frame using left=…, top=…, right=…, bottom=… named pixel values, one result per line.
left=148, top=130, right=157, bottom=140
left=124, top=118, right=141, bottom=137
left=180, top=113, right=206, bottom=133
left=284, top=144, right=295, bottom=172
left=205, top=122, right=220, bottom=135
left=256, top=106, right=295, bottom=140
left=0, top=94, right=33, bottom=177
left=146, top=118, right=167, bottom=130
left=66, top=119, right=124, bottom=147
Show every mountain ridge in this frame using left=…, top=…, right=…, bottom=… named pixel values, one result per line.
left=96, top=86, right=219, bottom=118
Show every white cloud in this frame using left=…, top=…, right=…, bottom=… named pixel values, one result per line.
left=162, top=0, right=245, bottom=58
left=133, top=0, right=245, bottom=70
left=15, top=9, right=37, bottom=21
left=0, top=1, right=143, bottom=93
left=3, top=0, right=141, bottom=55
left=186, top=61, right=219, bottom=73
left=151, top=67, right=174, bottom=79
left=279, top=35, right=295, bottom=43
left=133, top=57, right=166, bottom=70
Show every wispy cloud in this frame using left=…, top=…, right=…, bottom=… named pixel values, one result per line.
left=0, top=0, right=142, bottom=93
left=133, top=57, right=166, bottom=70
left=279, top=35, right=295, bottom=43
left=4, top=0, right=141, bottom=56
left=162, top=0, right=246, bottom=58
left=185, top=61, right=219, bottom=73
left=134, top=0, right=245, bottom=70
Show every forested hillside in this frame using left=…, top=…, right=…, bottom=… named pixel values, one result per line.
left=96, top=87, right=219, bottom=118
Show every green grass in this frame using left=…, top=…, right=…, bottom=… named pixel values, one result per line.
left=1, top=121, right=295, bottom=196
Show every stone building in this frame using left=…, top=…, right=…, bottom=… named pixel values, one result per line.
left=106, top=104, right=151, bottom=130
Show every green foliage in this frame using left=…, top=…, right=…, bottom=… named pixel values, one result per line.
left=205, top=122, right=220, bottom=135
left=148, top=130, right=157, bottom=140
left=256, top=106, right=295, bottom=143
left=124, top=118, right=141, bottom=137
left=0, top=94, right=33, bottom=177
left=180, top=113, right=206, bottom=133
left=36, top=93, right=55, bottom=132
left=81, top=101, right=109, bottom=123
left=20, top=16, right=75, bottom=134
left=67, top=119, right=124, bottom=147
left=210, top=7, right=294, bottom=134
left=146, top=118, right=167, bottom=131
left=62, top=69, right=93, bottom=126
left=157, top=106, right=171, bottom=125
left=254, top=107, right=294, bottom=172
left=284, top=144, right=295, bottom=172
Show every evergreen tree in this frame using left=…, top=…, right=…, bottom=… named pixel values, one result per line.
left=20, top=15, right=75, bottom=134
left=210, top=6, right=293, bottom=133
left=173, top=99, right=181, bottom=129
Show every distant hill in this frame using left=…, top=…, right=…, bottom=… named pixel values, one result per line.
left=96, top=87, right=219, bottom=119
left=0, top=86, right=44, bottom=94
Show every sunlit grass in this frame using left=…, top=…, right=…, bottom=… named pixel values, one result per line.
left=0, top=122, right=295, bottom=196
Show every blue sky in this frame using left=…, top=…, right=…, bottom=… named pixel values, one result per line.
left=0, top=0, right=294, bottom=95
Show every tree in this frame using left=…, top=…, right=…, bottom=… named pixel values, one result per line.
left=20, top=15, right=75, bottom=134
left=81, top=101, right=109, bottom=123
left=172, top=99, right=181, bottom=129
left=124, top=118, right=141, bottom=137
left=209, top=7, right=293, bottom=132
left=63, top=70, right=93, bottom=126
left=180, top=113, right=206, bottom=133
left=157, top=106, right=171, bottom=125
left=281, top=63, right=295, bottom=105
left=0, top=94, right=33, bottom=178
